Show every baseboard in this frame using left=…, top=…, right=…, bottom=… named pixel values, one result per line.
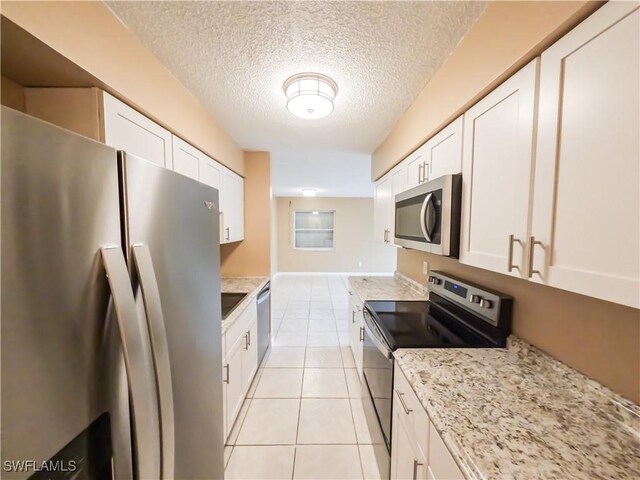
left=273, top=271, right=394, bottom=276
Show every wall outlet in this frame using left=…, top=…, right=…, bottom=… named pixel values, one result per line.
left=422, top=261, right=429, bottom=276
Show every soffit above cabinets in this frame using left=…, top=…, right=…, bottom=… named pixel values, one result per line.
left=105, top=1, right=487, bottom=155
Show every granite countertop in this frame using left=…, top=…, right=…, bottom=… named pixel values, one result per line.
left=395, top=337, right=640, bottom=480
left=221, top=276, right=269, bottom=334
left=348, top=273, right=428, bottom=301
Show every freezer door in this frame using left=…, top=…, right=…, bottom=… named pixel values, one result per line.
left=121, top=152, right=224, bottom=479
left=1, top=108, right=160, bottom=479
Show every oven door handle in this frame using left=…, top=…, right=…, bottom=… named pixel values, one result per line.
left=362, top=316, right=392, bottom=360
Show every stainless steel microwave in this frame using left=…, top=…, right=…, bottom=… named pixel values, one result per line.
left=394, top=174, right=462, bottom=257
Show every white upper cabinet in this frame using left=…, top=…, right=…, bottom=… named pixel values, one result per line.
left=402, top=116, right=463, bottom=193
left=374, top=174, right=392, bottom=244
left=427, top=115, right=463, bottom=180
left=221, top=167, right=244, bottom=244
left=530, top=2, right=639, bottom=308
left=103, top=92, right=172, bottom=168
left=404, top=146, right=427, bottom=191
left=171, top=135, right=201, bottom=181
left=459, top=59, right=539, bottom=278
left=390, top=167, right=405, bottom=241
left=199, top=156, right=222, bottom=191
left=171, top=134, right=245, bottom=246
left=374, top=164, right=405, bottom=245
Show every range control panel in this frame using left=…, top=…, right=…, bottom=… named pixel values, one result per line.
left=427, top=271, right=512, bottom=328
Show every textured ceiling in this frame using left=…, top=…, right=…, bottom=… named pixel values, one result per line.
left=107, top=1, right=486, bottom=196
left=271, top=152, right=373, bottom=197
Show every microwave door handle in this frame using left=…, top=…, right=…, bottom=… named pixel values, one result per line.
left=131, top=244, right=175, bottom=480
left=100, top=246, right=161, bottom=480
left=419, top=193, right=434, bottom=242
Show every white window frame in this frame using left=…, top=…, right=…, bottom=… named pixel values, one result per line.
left=292, top=210, right=336, bottom=251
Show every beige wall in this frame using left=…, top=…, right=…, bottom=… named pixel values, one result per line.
left=398, top=249, right=640, bottom=404
left=220, top=152, right=271, bottom=277
left=371, top=0, right=602, bottom=180
left=1, top=1, right=244, bottom=174
left=1, top=75, right=25, bottom=111
left=270, top=194, right=279, bottom=276
left=380, top=0, right=638, bottom=403
left=277, top=197, right=396, bottom=273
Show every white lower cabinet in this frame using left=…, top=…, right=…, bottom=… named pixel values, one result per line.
left=223, top=335, right=244, bottom=436
left=348, top=286, right=364, bottom=376
left=222, top=301, right=258, bottom=439
left=427, top=423, right=465, bottom=480
left=241, top=318, right=258, bottom=392
left=391, top=365, right=464, bottom=480
left=391, top=390, right=427, bottom=480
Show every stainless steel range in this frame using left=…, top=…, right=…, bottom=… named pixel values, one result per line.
left=360, top=271, right=513, bottom=479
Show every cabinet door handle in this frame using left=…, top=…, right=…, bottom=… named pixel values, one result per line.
left=359, top=326, right=364, bottom=342
left=507, top=234, right=521, bottom=272
left=352, top=311, right=356, bottom=324
left=418, top=163, right=424, bottom=184
left=225, top=227, right=230, bottom=241
left=527, top=236, right=543, bottom=278
left=247, top=330, right=251, bottom=347
left=395, top=388, right=412, bottom=415
left=223, top=364, right=229, bottom=384
left=423, top=161, right=429, bottom=182
left=412, top=460, right=423, bottom=480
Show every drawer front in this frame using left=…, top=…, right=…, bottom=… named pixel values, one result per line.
left=428, top=422, right=464, bottom=480
left=393, top=365, right=429, bottom=458
left=225, top=301, right=257, bottom=355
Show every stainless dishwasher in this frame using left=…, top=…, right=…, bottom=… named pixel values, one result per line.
left=256, top=282, right=271, bottom=364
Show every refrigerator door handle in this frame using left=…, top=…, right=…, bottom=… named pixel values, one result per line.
left=131, top=243, right=175, bottom=480
left=100, top=246, right=161, bottom=480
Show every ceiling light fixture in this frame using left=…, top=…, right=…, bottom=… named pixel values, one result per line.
left=302, top=188, right=317, bottom=197
left=283, top=73, right=338, bottom=120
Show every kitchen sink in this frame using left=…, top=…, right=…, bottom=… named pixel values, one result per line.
left=221, top=292, right=248, bottom=320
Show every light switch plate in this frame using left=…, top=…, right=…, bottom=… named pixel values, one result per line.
left=422, top=261, right=429, bottom=276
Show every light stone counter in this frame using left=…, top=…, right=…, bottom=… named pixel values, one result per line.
left=395, top=337, right=640, bottom=480
left=221, top=276, right=269, bottom=334
left=348, top=272, right=428, bottom=301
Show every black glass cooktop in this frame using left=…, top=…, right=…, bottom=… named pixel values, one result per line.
left=364, top=295, right=504, bottom=351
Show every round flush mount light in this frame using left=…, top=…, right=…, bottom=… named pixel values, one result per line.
left=302, top=188, right=317, bottom=197
left=283, top=73, right=338, bottom=119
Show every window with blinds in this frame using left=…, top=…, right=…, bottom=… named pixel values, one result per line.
left=293, top=211, right=335, bottom=250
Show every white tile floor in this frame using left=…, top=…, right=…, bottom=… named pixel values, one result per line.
left=225, top=274, right=382, bottom=480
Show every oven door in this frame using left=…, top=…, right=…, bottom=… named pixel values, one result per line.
left=361, top=308, right=394, bottom=479
left=394, top=174, right=461, bottom=257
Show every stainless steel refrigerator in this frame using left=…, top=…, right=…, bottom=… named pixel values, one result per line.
left=1, top=106, right=225, bottom=479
